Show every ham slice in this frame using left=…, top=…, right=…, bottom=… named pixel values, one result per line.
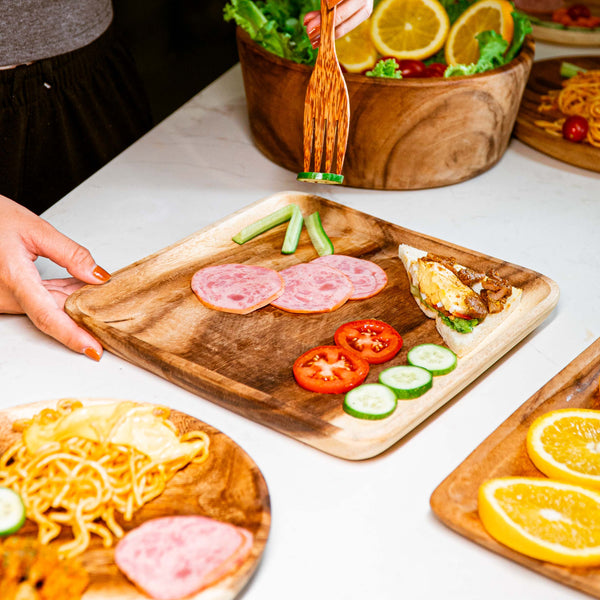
left=115, top=515, right=253, bottom=600
left=270, top=263, right=353, bottom=313
left=191, top=264, right=284, bottom=314
left=311, top=255, right=387, bottom=300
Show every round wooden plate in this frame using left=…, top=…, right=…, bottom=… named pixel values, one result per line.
left=514, top=55, right=600, bottom=172
left=530, top=23, right=600, bottom=46
left=0, top=398, right=271, bottom=600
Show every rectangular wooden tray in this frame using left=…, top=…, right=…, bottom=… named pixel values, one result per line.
left=430, top=337, right=600, bottom=597
left=65, top=191, right=559, bottom=460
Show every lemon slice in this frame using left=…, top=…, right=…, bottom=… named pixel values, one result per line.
left=526, top=408, right=600, bottom=489
left=479, top=477, right=600, bottom=567
left=335, top=18, right=379, bottom=73
left=445, top=0, right=514, bottom=66
left=370, top=0, right=450, bottom=60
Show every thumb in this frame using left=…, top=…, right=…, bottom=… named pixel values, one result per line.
left=33, top=223, right=111, bottom=285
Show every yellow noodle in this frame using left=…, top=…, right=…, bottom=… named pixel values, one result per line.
left=0, top=401, right=209, bottom=558
left=535, top=70, right=600, bottom=147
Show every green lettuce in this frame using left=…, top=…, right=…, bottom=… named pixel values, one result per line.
left=445, top=9, right=532, bottom=77
left=440, top=315, right=480, bottom=334
left=366, top=58, right=402, bottom=79
left=224, top=0, right=320, bottom=64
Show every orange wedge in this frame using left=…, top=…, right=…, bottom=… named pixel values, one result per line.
left=526, top=408, right=600, bottom=489
left=445, top=0, right=514, bottom=66
left=479, top=477, right=600, bottom=567
left=335, top=18, right=379, bottom=73
left=370, top=0, right=450, bottom=60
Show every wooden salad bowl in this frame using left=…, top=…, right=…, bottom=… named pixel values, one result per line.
left=237, top=28, right=535, bottom=190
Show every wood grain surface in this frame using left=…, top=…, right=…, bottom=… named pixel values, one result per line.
left=237, top=29, right=534, bottom=190
left=302, top=1, right=349, bottom=174
left=430, top=337, right=600, bottom=598
left=65, top=191, right=559, bottom=460
left=514, top=55, right=600, bottom=172
left=0, top=398, right=271, bottom=600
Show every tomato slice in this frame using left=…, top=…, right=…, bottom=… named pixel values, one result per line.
left=293, top=345, right=370, bottom=394
left=334, top=319, right=403, bottom=365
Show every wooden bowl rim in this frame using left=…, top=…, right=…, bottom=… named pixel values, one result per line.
left=236, top=27, right=535, bottom=86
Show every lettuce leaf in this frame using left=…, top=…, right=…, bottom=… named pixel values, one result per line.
left=440, top=315, right=480, bottom=334
left=224, top=0, right=319, bottom=64
left=504, top=10, right=532, bottom=63
left=366, top=58, right=402, bottom=78
left=445, top=9, right=531, bottom=77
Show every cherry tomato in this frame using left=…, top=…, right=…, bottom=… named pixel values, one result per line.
left=293, top=345, right=369, bottom=394
left=334, top=319, right=403, bottom=365
left=567, top=3, right=591, bottom=19
left=562, top=115, right=589, bottom=142
left=424, top=62, right=447, bottom=78
left=396, top=59, right=427, bottom=78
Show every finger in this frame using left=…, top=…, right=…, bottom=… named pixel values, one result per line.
left=11, top=263, right=103, bottom=359
left=43, top=278, right=87, bottom=297
left=27, top=220, right=110, bottom=285
left=334, top=6, right=373, bottom=38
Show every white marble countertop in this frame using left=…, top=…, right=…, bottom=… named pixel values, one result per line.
left=3, top=40, right=600, bottom=599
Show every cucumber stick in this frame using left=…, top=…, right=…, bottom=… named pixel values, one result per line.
left=344, top=384, right=397, bottom=420
left=232, top=204, right=299, bottom=245
left=281, top=204, right=303, bottom=254
left=407, top=344, right=457, bottom=376
left=0, top=487, right=26, bottom=536
left=305, top=211, right=334, bottom=256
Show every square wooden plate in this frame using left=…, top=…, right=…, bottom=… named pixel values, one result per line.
left=430, top=337, right=600, bottom=597
left=65, top=191, right=559, bottom=460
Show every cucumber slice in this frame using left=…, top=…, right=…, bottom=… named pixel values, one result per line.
left=379, top=366, right=433, bottom=399
left=343, top=384, right=397, bottom=420
left=305, top=211, right=334, bottom=256
left=281, top=204, right=304, bottom=254
left=407, top=343, right=457, bottom=376
left=232, top=204, right=298, bottom=245
left=0, top=487, right=26, bottom=536
left=297, top=172, right=344, bottom=185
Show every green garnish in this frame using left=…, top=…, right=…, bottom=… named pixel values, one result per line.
left=366, top=58, right=402, bottom=79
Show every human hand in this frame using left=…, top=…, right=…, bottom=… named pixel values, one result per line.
left=0, top=195, right=111, bottom=360
left=304, top=0, right=374, bottom=46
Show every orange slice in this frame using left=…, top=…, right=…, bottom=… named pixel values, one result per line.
left=335, top=18, right=379, bottom=73
left=479, top=477, right=600, bottom=567
left=526, top=408, right=600, bottom=489
left=370, top=0, right=450, bottom=60
left=444, top=0, right=514, bottom=66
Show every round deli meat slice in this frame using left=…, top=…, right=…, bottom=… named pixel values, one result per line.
left=115, top=515, right=254, bottom=600
left=191, top=264, right=284, bottom=314
left=271, top=263, right=354, bottom=313
left=311, top=254, right=387, bottom=300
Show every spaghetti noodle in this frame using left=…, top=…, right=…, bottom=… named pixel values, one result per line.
left=534, top=69, right=600, bottom=147
left=0, top=400, right=210, bottom=558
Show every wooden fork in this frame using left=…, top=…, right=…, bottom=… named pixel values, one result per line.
left=302, top=0, right=350, bottom=178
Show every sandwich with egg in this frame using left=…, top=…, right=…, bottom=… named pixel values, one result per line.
left=399, top=244, right=522, bottom=357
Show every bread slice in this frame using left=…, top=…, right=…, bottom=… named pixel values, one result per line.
left=398, top=243, right=522, bottom=357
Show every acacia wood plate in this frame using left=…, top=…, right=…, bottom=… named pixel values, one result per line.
left=65, top=191, right=559, bottom=460
left=0, top=398, right=271, bottom=600
left=430, top=337, right=600, bottom=597
left=514, top=55, right=600, bottom=172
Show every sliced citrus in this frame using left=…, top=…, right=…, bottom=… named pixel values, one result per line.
left=479, top=477, right=600, bottom=567
left=526, top=408, right=600, bottom=489
left=444, top=0, right=514, bottom=66
left=335, top=18, right=379, bottom=73
left=370, top=0, right=450, bottom=60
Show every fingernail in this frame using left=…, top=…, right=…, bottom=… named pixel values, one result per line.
left=84, top=347, right=102, bottom=361
left=311, top=35, right=320, bottom=48
left=307, top=25, right=319, bottom=36
left=93, top=265, right=111, bottom=282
